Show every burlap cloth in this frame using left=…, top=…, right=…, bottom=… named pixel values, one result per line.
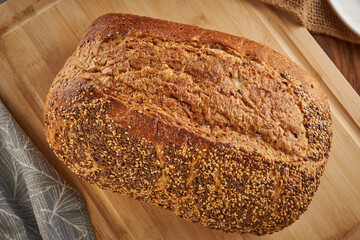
left=260, top=0, right=360, bottom=44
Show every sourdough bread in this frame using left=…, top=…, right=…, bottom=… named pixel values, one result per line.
left=44, top=13, right=332, bottom=235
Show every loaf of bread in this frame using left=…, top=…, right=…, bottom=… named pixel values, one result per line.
left=44, top=13, right=332, bottom=235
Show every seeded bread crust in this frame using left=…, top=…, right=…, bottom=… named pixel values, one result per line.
left=44, top=13, right=332, bottom=235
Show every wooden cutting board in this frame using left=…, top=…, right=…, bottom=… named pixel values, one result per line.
left=1, top=0, right=359, bottom=239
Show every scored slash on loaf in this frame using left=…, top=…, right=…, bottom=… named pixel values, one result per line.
left=44, top=13, right=332, bottom=235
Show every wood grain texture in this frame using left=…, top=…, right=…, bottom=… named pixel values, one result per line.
left=312, top=33, right=360, bottom=96
left=339, top=225, right=360, bottom=240
left=0, top=0, right=359, bottom=239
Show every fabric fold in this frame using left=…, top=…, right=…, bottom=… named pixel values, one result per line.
left=260, top=0, right=360, bottom=44
left=0, top=99, right=95, bottom=240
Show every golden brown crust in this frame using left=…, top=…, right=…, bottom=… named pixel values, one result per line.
left=82, top=13, right=328, bottom=107
left=44, top=13, right=332, bottom=235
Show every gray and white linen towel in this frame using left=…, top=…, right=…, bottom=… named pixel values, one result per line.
left=0, top=99, right=95, bottom=240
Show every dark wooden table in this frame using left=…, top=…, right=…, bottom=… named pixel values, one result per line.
left=312, top=33, right=360, bottom=95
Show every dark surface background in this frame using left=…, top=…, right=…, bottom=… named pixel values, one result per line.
left=312, top=33, right=360, bottom=95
